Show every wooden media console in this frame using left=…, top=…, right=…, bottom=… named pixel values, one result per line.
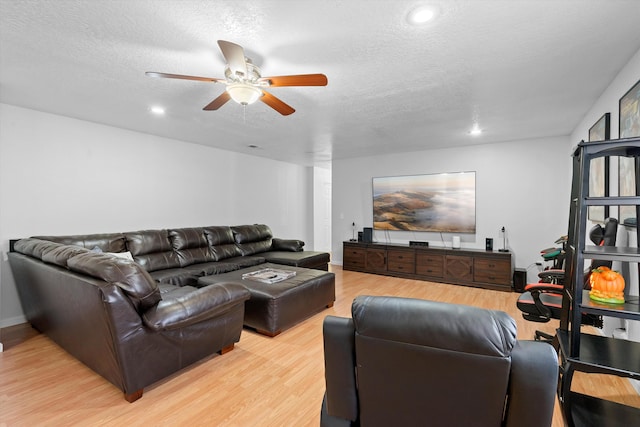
left=343, top=241, right=513, bottom=292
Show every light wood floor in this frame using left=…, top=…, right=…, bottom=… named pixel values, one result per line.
left=1, top=266, right=639, bottom=426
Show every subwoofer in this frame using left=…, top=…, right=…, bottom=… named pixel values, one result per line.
left=513, top=268, right=527, bottom=293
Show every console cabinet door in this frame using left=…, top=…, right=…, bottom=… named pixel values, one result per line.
left=366, top=248, right=387, bottom=272
left=445, top=255, right=473, bottom=282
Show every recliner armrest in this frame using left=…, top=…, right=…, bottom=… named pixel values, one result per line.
left=504, top=340, right=558, bottom=427
left=143, top=282, right=250, bottom=331
left=323, top=316, right=358, bottom=422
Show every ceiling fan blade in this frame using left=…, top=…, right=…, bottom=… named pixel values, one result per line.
left=259, top=74, right=328, bottom=87
left=145, top=71, right=224, bottom=83
left=203, top=92, right=231, bottom=110
left=260, top=91, right=295, bottom=116
left=217, top=40, right=248, bottom=78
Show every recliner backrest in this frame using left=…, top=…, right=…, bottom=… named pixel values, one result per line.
left=351, top=296, right=516, bottom=426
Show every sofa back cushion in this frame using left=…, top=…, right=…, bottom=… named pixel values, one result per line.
left=203, top=226, right=241, bottom=260
left=231, top=224, right=273, bottom=256
left=14, top=238, right=63, bottom=260
left=67, top=251, right=161, bottom=312
left=168, top=228, right=215, bottom=267
left=33, top=233, right=127, bottom=253
left=41, top=244, right=92, bottom=268
left=124, top=230, right=180, bottom=272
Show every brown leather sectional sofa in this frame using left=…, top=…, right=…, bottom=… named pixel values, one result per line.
left=8, top=224, right=330, bottom=402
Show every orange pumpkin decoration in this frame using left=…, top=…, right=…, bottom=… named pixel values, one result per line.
left=589, top=266, right=625, bottom=304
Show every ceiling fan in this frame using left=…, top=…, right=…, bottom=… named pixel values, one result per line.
left=146, top=40, right=328, bottom=116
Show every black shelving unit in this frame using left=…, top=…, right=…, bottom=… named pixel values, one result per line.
left=558, top=137, right=640, bottom=426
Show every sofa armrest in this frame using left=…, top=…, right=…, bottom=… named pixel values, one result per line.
left=323, top=315, right=358, bottom=422
left=504, top=340, right=558, bottom=427
left=143, top=282, right=250, bottom=331
left=272, top=238, right=304, bottom=252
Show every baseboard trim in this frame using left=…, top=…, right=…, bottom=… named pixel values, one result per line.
left=0, top=314, right=27, bottom=328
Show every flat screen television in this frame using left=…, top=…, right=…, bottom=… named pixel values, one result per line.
left=372, top=171, right=476, bottom=233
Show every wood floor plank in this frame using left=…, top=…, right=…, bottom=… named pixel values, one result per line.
left=1, top=266, right=638, bottom=426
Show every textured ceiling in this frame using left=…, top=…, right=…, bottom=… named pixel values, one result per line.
left=1, top=0, right=640, bottom=168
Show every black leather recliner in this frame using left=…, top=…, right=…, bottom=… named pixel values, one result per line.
left=321, top=295, right=558, bottom=427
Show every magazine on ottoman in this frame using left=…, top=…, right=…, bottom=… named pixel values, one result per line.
left=242, top=267, right=297, bottom=284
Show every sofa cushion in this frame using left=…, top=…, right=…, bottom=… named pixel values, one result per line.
left=231, top=224, right=273, bottom=256
left=225, top=255, right=267, bottom=269
left=33, top=233, right=127, bottom=253
left=203, top=226, right=235, bottom=245
left=67, top=251, right=161, bottom=312
left=197, top=257, right=267, bottom=279
left=169, top=228, right=215, bottom=267
left=149, top=264, right=209, bottom=287
left=193, top=261, right=242, bottom=277
left=203, top=226, right=241, bottom=260
left=261, top=251, right=329, bottom=269
left=14, top=238, right=64, bottom=260
left=42, top=244, right=92, bottom=267
left=124, top=229, right=180, bottom=272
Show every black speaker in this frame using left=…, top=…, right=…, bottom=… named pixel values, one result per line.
left=513, top=268, right=527, bottom=293
left=357, top=231, right=363, bottom=242
left=485, top=238, right=493, bottom=251
left=363, top=227, right=373, bottom=243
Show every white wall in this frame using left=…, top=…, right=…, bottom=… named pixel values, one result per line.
left=332, top=135, right=572, bottom=279
left=0, top=104, right=315, bottom=327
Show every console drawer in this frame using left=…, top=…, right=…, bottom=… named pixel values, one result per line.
left=474, top=258, right=511, bottom=284
left=387, top=249, right=415, bottom=274
left=344, top=246, right=366, bottom=270
left=415, top=253, right=444, bottom=278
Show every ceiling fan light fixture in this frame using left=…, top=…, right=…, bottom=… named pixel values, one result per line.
left=226, top=83, right=262, bottom=105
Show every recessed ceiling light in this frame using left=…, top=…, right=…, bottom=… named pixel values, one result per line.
left=150, top=106, right=165, bottom=115
left=469, top=124, right=482, bottom=136
left=408, top=5, right=438, bottom=24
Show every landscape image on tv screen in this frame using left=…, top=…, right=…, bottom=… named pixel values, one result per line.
left=373, top=172, right=476, bottom=233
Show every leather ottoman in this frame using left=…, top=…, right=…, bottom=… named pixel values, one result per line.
left=198, top=263, right=335, bottom=336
